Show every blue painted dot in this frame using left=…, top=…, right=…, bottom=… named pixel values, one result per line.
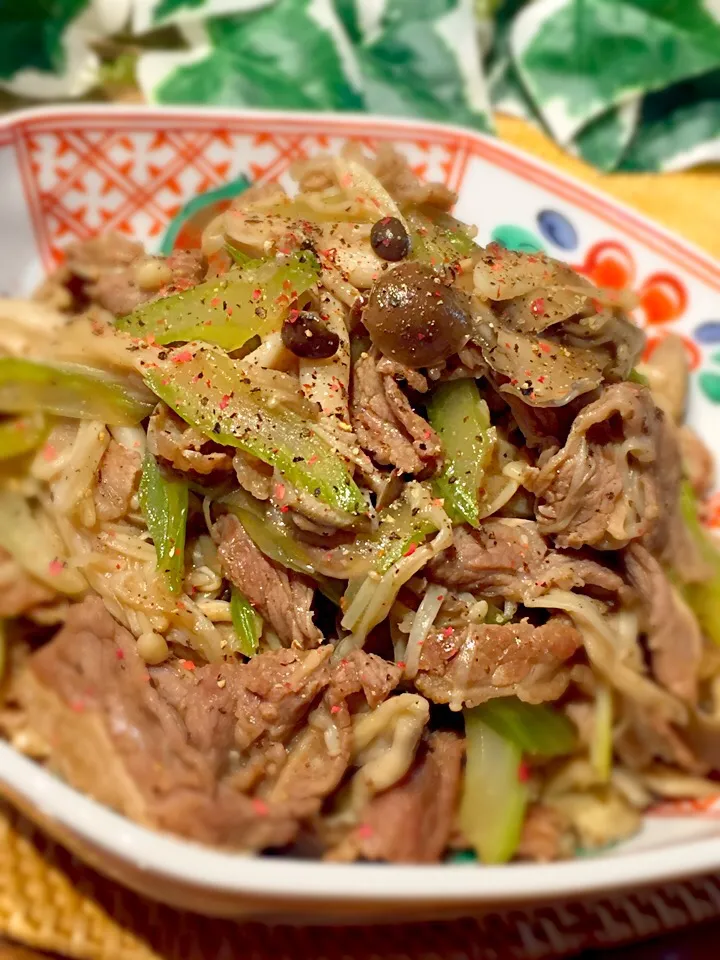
left=537, top=209, right=578, bottom=251
left=695, top=321, right=720, bottom=345
left=491, top=224, right=544, bottom=254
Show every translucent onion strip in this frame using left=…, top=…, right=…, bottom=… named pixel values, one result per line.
left=404, top=583, right=446, bottom=679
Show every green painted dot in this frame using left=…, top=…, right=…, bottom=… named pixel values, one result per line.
left=490, top=224, right=545, bottom=254
left=447, top=849, right=477, bottom=864
left=699, top=371, right=720, bottom=403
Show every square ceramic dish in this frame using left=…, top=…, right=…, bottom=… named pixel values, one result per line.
left=0, top=105, right=719, bottom=922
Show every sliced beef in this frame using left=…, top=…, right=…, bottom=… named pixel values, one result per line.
left=375, top=355, right=429, bottom=393
left=526, top=383, right=681, bottom=552
left=346, top=732, right=463, bottom=863
left=679, top=425, right=715, bottom=499
left=267, top=651, right=402, bottom=810
left=59, top=235, right=205, bottom=317
left=371, top=143, right=457, bottom=211
left=624, top=543, right=702, bottom=704
left=415, top=618, right=582, bottom=709
left=19, top=597, right=339, bottom=849
left=350, top=350, right=441, bottom=475
left=147, top=403, right=234, bottom=476
left=0, top=549, right=56, bottom=617
left=213, top=513, right=321, bottom=649
left=17, top=598, right=406, bottom=850
left=89, top=248, right=206, bottom=317
left=517, top=804, right=573, bottom=862
left=429, top=520, right=626, bottom=604
left=93, top=440, right=142, bottom=523
left=615, top=702, right=706, bottom=775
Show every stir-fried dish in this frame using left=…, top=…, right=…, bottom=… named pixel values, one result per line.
left=0, top=145, right=718, bottom=864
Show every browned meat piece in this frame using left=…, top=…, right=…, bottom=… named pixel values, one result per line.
left=624, top=543, right=702, bottom=704
left=93, top=440, right=142, bottom=523
left=0, top=549, right=56, bottom=617
left=213, top=513, right=321, bottom=649
left=347, top=732, right=463, bottom=863
left=526, top=383, right=681, bottom=552
left=57, top=235, right=206, bottom=317
left=679, top=425, right=715, bottom=499
left=350, top=351, right=441, bottom=475
left=415, top=618, right=582, bottom=708
left=18, top=597, right=355, bottom=849
left=327, top=649, right=402, bottom=712
left=517, top=804, right=574, bottom=862
left=268, top=651, right=402, bottom=810
left=429, top=520, right=626, bottom=604
left=89, top=248, right=206, bottom=317
left=372, top=144, right=457, bottom=211
left=615, top=703, right=706, bottom=775
left=375, top=355, right=429, bottom=393
left=147, top=403, right=233, bottom=475
left=20, top=598, right=336, bottom=849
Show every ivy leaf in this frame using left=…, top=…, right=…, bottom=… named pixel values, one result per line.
left=348, top=0, right=492, bottom=132
left=147, top=0, right=364, bottom=110
left=0, top=0, right=88, bottom=80
left=572, top=99, right=640, bottom=171
left=510, top=0, right=720, bottom=145
left=619, top=68, right=720, bottom=171
left=154, top=0, right=207, bottom=22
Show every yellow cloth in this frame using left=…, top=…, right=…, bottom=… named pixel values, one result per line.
left=497, top=115, right=720, bottom=260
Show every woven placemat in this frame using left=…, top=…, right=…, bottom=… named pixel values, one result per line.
left=4, top=800, right=720, bottom=960
left=0, top=116, right=718, bottom=960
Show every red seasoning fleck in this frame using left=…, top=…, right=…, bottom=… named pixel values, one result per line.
left=42, top=444, right=57, bottom=462
left=404, top=543, right=417, bottom=557
left=518, top=761, right=530, bottom=783
left=252, top=798, right=269, bottom=817
left=171, top=350, right=193, bottom=364
left=181, top=660, right=196, bottom=672
left=357, top=824, right=373, bottom=839
left=307, top=454, right=319, bottom=466
left=530, top=297, right=545, bottom=315
left=252, top=288, right=262, bottom=301
left=275, top=483, right=286, bottom=501
left=442, top=626, right=454, bottom=638
left=539, top=341, right=552, bottom=354
left=397, top=660, right=406, bottom=669
left=70, top=700, right=85, bottom=713
left=115, top=648, right=125, bottom=661
left=330, top=704, right=341, bottom=715
left=48, top=558, right=64, bottom=576
left=219, top=394, right=232, bottom=410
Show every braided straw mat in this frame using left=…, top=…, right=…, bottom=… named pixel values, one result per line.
left=0, top=116, right=719, bottom=960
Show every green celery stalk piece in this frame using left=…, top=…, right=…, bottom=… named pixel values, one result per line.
left=0, top=358, right=153, bottom=426
left=680, top=480, right=720, bottom=646
left=427, top=379, right=493, bottom=528
left=460, top=708, right=529, bottom=864
left=230, top=586, right=263, bottom=657
left=474, top=697, right=577, bottom=758
left=139, top=452, right=189, bottom=594
left=117, top=251, right=320, bottom=349
left=628, top=368, right=650, bottom=387
left=407, top=209, right=477, bottom=267
left=142, top=342, right=365, bottom=515
left=221, top=490, right=343, bottom=604
left=0, top=413, right=47, bottom=461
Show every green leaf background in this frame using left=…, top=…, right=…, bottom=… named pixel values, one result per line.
left=0, top=0, right=718, bottom=172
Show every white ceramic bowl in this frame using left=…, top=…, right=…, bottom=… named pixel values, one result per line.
left=1, top=105, right=719, bottom=922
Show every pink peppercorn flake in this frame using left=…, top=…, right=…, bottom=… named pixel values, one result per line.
left=442, top=626, right=454, bottom=638
left=330, top=705, right=341, bottom=715
left=171, top=350, right=193, bottom=364
left=252, top=798, right=269, bottom=816
left=357, top=824, right=373, bottom=839
left=115, top=648, right=125, bottom=661
left=181, top=660, right=196, bottom=671
left=404, top=543, right=417, bottom=557
left=518, top=761, right=530, bottom=783
left=48, top=558, right=65, bottom=576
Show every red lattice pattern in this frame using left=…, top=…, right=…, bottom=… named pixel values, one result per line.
left=20, top=126, right=462, bottom=268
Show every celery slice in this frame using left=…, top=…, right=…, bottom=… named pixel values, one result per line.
left=680, top=481, right=720, bottom=646
left=427, top=379, right=493, bottom=527
left=0, top=413, right=46, bottom=461
left=230, top=587, right=262, bottom=657
left=460, top=708, right=529, bottom=864
left=139, top=452, right=189, bottom=594
left=475, top=697, right=578, bottom=758
left=141, top=342, right=365, bottom=515
left=0, top=357, right=153, bottom=426
left=118, top=251, right=319, bottom=350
